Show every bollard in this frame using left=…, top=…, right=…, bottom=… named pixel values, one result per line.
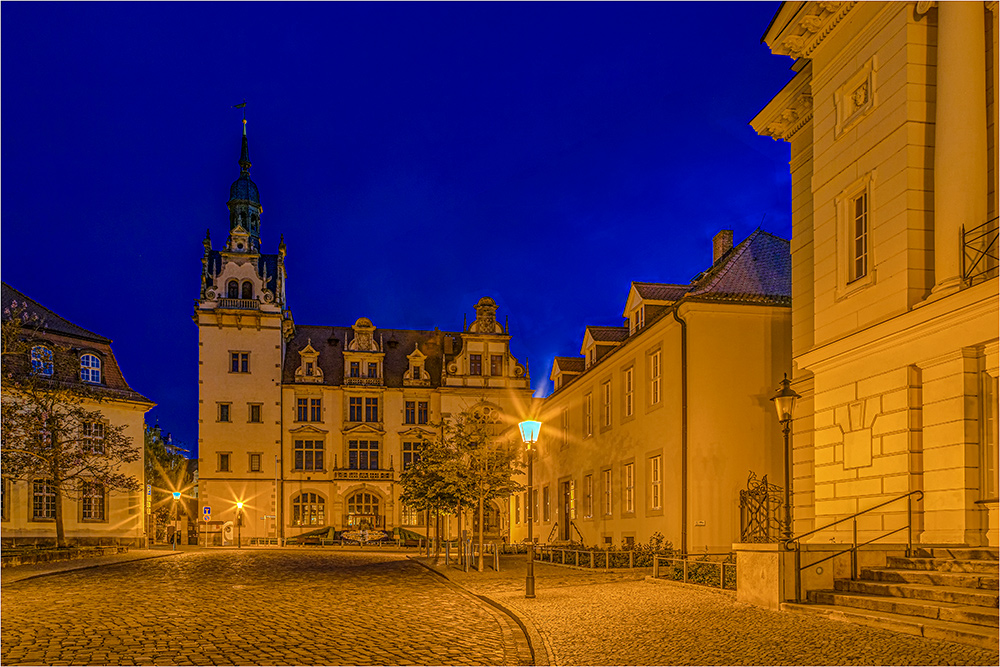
left=445, top=542, right=450, bottom=566
left=590, top=551, right=595, bottom=568
left=720, top=562, right=725, bottom=589
left=683, top=558, right=688, bottom=583
left=653, top=556, right=659, bottom=579
left=629, top=551, right=634, bottom=569
left=494, top=543, right=500, bottom=572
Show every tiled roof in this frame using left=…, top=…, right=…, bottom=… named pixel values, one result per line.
left=553, top=356, right=585, bottom=373
left=1, top=282, right=152, bottom=403
left=687, top=230, right=791, bottom=305
left=586, top=326, right=629, bottom=343
left=2, top=283, right=109, bottom=343
left=633, top=282, right=689, bottom=302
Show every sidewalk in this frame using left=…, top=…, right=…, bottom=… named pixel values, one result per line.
left=414, top=553, right=999, bottom=666
left=1, top=547, right=192, bottom=585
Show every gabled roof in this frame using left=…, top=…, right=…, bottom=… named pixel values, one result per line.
left=2, top=283, right=110, bottom=344
left=633, top=282, right=689, bottom=302
left=585, top=326, right=629, bottom=343
left=553, top=356, right=585, bottom=373
left=687, top=230, right=790, bottom=305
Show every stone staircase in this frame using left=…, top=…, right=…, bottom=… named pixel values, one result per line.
left=783, top=547, right=999, bottom=649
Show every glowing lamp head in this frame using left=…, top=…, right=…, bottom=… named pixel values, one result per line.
left=771, top=373, right=800, bottom=423
left=518, top=420, right=542, bottom=448
left=236, top=501, right=244, bottom=510
left=171, top=491, right=181, bottom=500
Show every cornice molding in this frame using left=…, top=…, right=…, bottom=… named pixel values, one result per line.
left=770, top=1, right=857, bottom=60
left=752, top=64, right=814, bottom=142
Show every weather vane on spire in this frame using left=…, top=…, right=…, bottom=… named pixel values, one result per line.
left=233, top=100, right=247, bottom=132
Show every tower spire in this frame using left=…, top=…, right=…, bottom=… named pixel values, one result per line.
left=227, top=102, right=261, bottom=253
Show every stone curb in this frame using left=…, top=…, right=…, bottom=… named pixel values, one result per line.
left=408, top=555, right=549, bottom=666
left=644, top=574, right=738, bottom=597
left=1, top=550, right=185, bottom=584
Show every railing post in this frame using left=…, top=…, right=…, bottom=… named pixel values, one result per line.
left=605, top=550, right=609, bottom=570
left=794, top=543, right=801, bottom=603
left=653, top=556, right=660, bottom=579
left=906, top=494, right=913, bottom=558
left=575, top=550, right=579, bottom=566
left=629, top=550, right=634, bottom=569
left=683, top=558, right=688, bottom=583
left=720, top=562, right=725, bottom=589
left=851, top=518, right=858, bottom=581
left=445, top=542, right=450, bottom=566
left=590, top=551, right=595, bottom=568
left=561, top=549, right=565, bottom=564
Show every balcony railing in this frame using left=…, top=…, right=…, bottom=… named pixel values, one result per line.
left=961, top=217, right=999, bottom=287
left=344, top=376, right=382, bottom=386
left=331, top=469, right=394, bottom=481
left=218, top=298, right=260, bottom=310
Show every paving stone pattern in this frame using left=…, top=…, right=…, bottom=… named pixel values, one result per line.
left=430, top=555, right=1000, bottom=666
left=1, top=550, right=528, bottom=666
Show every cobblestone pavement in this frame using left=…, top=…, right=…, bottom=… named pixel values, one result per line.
left=1, top=549, right=531, bottom=666
left=423, top=555, right=1000, bottom=666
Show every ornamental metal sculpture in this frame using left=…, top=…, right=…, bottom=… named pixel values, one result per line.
left=739, top=471, right=784, bottom=543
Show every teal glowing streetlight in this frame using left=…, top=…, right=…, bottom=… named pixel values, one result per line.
left=171, top=491, right=181, bottom=550
left=518, top=420, right=541, bottom=599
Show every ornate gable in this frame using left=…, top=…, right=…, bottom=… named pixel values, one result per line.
left=294, top=339, right=323, bottom=383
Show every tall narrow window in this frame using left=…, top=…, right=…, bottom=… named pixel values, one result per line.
left=365, top=397, right=379, bottom=422
left=514, top=495, right=521, bottom=524
left=310, top=398, right=322, bottom=422
left=602, top=381, right=612, bottom=427
left=624, top=463, right=635, bottom=513
left=850, top=192, right=868, bottom=282
left=405, top=401, right=416, bottom=424
left=560, top=408, right=569, bottom=446
left=219, top=453, right=231, bottom=472
left=248, top=403, right=262, bottom=423
left=30, top=346, right=54, bottom=377
left=490, top=355, right=503, bottom=376
left=367, top=362, right=378, bottom=378
left=241, top=281, right=253, bottom=300
left=624, top=368, right=634, bottom=417
left=584, top=474, right=593, bottom=518
left=80, top=354, right=101, bottom=383
left=81, top=481, right=105, bottom=521
left=469, top=354, right=482, bottom=376
left=650, top=351, right=661, bottom=405
left=602, top=469, right=612, bottom=516
left=650, top=456, right=662, bottom=510
left=218, top=403, right=231, bottom=422
left=417, top=401, right=428, bottom=424
left=249, top=453, right=262, bottom=472
left=584, top=393, right=593, bottom=437
left=350, top=361, right=360, bottom=378
left=543, top=486, right=550, bottom=522
left=348, top=397, right=362, bottom=422
left=227, top=280, right=239, bottom=298
left=32, top=479, right=56, bottom=520
left=1, top=478, right=10, bottom=522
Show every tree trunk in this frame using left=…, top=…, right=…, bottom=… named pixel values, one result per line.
left=53, top=471, right=66, bottom=548
left=477, top=493, right=485, bottom=572
left=457, top=501, right=463, bottom=566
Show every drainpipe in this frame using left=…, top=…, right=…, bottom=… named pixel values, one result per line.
left=672, top=306, right=688, bottom=557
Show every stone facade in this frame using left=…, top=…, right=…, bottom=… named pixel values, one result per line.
left=753, top=1, right=999, bottom=547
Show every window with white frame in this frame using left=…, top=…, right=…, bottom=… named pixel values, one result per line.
left=650, top=351, right=661, bottom=405
left=624, top=367, right=634, bottom=417
left=80, top=354, right=101, bottom=383
left=650, top=455, right=662, bottom=510
left=82, top=420, right=105, bottom=454
left=849, top=192, right=869, bottom=282
left=560, top=408, right=569, bottom=447
left=80, top=481, right=106, bottom=521
left=602, top=381, right=611, bottom=427
left=624, top=463, right=634, bottom=513
left=602, top=469, right=612, bottom=516
left=31, top=345, right=54, bottom=377
left=32, top=479, right=56, bottom=520
left=584, top=474, right=593, bottom=518
left=584, top=393, right=593, bottom=437
left=836, top=172, right=875, bottom=296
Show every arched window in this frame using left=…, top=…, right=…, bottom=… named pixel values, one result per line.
left=227, top=280, right=239, bottom=298
left=30, top=346, right=53, bottom=377
left=80, top=354, right=101, bottom=383
left=241, top=281, right=253, bottom=300
left=347, top=491, right=381, bottom=527
left=292, top=492, right=325, bottom=526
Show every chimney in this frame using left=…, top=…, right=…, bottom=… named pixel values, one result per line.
left=713, top=230, right=733, bottom=264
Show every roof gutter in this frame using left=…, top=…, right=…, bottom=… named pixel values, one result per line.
left=671, top=305, right=688, bottom=557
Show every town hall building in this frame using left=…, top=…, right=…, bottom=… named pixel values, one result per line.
left=195, top=123, right=533, bottom=545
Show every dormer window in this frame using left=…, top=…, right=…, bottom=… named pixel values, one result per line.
left=80, top=354, right=101, bottom=384
left=305, top=362, right=314, bottom=376
left=294, top=340, right=323, bottom=384
left=412, top=366, right=421, bottom=380
left=30, top=345, right=53, bottom=377
left=227, top=280, right=239, bottom=298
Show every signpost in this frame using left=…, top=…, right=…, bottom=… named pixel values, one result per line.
left=203, top=507, right=211, bottom=548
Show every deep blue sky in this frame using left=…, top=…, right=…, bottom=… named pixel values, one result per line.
left=1, top=2, right=794, bottom=452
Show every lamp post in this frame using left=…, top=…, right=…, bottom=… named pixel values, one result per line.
left=171, top=491, right=181, bottom=551
left=771, top=374, right=800, bottom=540
left=236, top=501, right=244, bottom=549
left=518, top=420, right=541, bottom=599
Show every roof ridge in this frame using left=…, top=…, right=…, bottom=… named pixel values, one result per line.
left=689, top=229, right=761, bottom=294
left=1, top=282, right=111, bottom=343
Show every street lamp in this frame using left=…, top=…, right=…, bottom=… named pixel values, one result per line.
left=236, top=501, right=244, bottom=549
left=518, top=419, right=541, bottom=599
left=171, top=491, right=181, bottom=551
left=771, top=373, right=800, bottom=540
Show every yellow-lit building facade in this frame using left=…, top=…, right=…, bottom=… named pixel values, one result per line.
left=1, top=283, right=153, bottom=547
left=196, top=127, right=533, bottom=544
left=752, top=1, right=999, bottom=547
left=508, top=230, right=793, bottom=553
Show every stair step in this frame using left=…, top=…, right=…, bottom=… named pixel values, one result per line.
left=810, top=590, right=999, bottom=628
left=782, top=601, right=1000, bottom=650
left=887, top=556, right=1000, bottom=574
left=930, top=548, right=1000, bottom=562
left=862, top=567, right=1000, bottom=590
left=837, top=578, right=1000, bottom=608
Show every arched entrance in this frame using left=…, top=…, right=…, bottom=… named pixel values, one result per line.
left=346, top=491, right=383, bottom=528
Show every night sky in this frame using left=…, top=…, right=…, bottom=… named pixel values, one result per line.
left=1, top=2, right=794, bottom=454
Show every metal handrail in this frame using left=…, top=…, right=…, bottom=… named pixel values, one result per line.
left=961, top=216, right=999, bottom=287
left=783, top=489, right=924, bottom=602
